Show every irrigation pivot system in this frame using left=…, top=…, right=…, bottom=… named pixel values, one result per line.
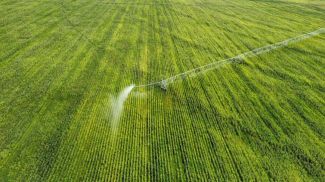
left=135, top=28, right=325, bottom=90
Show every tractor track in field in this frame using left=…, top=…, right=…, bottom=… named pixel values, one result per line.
left=58, top=1, right=101, bottom=49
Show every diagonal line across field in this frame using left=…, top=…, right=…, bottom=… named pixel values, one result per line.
left=135, top=28, right=325, bottom=89
left=57, top=2, right=324, bottom=90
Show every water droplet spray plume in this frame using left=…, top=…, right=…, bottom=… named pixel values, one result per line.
left=110, top=84, right=135, bottom=132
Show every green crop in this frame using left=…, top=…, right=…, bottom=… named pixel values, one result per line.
left=0, top=0, right=324, bottom=181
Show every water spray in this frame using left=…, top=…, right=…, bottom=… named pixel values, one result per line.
left=110, top=84, right=135, bottom=131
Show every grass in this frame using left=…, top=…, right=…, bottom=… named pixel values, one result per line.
left=0, top=0, right=324, bottom=181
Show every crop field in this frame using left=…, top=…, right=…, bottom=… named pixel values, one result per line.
left=0, top=0, right=325, bottom=181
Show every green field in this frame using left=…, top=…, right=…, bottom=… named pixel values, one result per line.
left=0, top=0, right=325, bottom=181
